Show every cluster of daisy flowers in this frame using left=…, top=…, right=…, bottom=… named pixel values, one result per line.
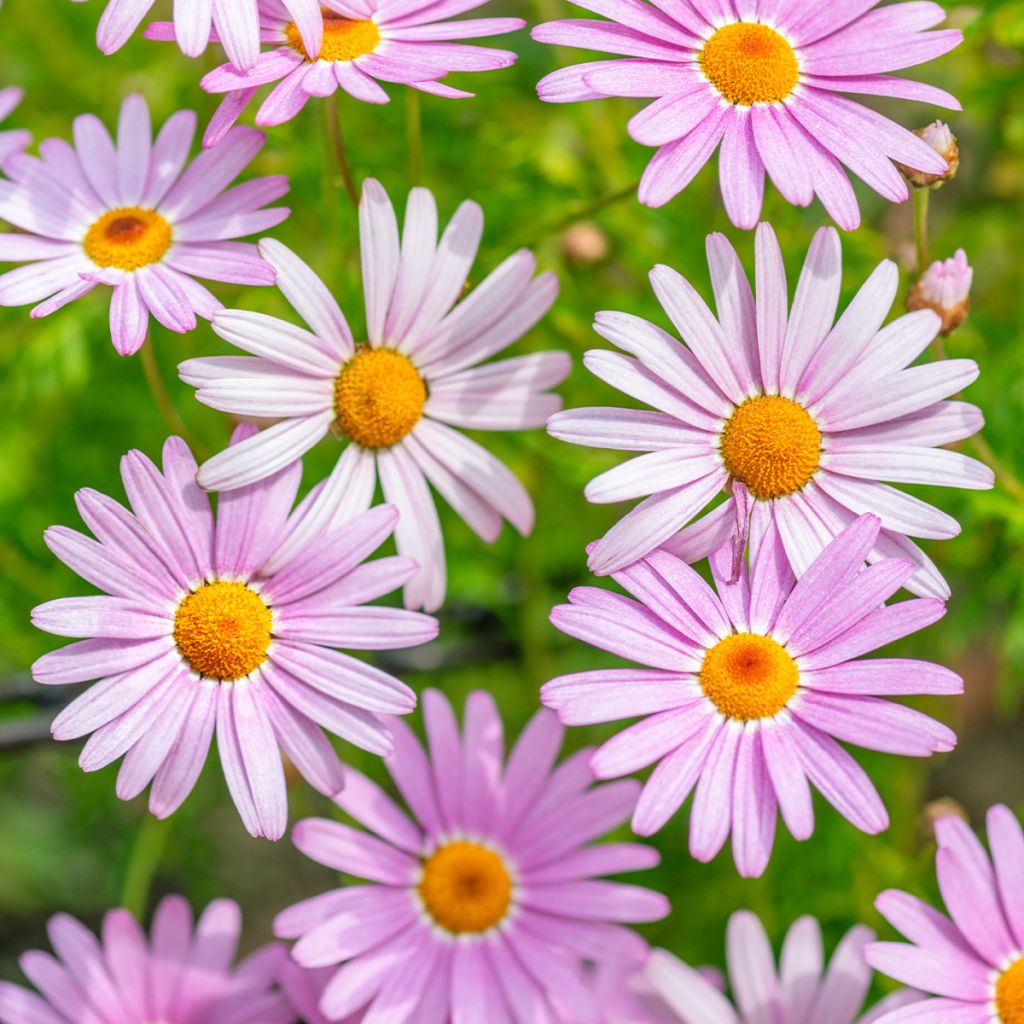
left=0, top=0, right=1009, bottom=1020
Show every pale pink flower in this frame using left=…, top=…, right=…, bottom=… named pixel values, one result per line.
left=866, top=805, right=1024, bottom=1024
left=147, top=0, right=523, bottom=145
left=31, top=430, right=437, bottom=840
left=545, top=515, right=961, bottom=877
left=79, top=0, right=321, bottom=70
left=548, top=224, right=991, bottom=597
left=180, top=179, right=567, bottom=612
left=0, top=895, right=295, bottom=1024
left=645, top=911, right=922, bottom=1024
left=533, top=0, right=960, bottom=228
left=275, top=689, right=668, bottom=1023
left=0, top=94, right=289, bottom=355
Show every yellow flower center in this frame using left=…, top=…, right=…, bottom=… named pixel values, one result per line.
left=700, top=633, right=799, bottom=721
left=418, top=841, right=514, bottom=935
left=83, top=207, right=173, bottom=271
left=173, top=581, right=272, bottom=681
left=334, top=347, right=426, bottom=449
left=285, top=9, right=381, bottom=62
left=720, top=395, right=821, bottom=501
left=998, top=958, right=1024, bottom=1024
left=699, top=22, right=799, bottom=106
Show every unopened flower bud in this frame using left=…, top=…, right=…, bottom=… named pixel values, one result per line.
left=899, top=120, right=960, bottom=188
left=923, top=797, right=968, bottom=843
left=561, top=221, right=610, bottom=264
left=908, top=248, right=972, bottom=335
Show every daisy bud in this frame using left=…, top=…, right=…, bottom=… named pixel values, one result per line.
left=923, top=796, right=968, bottom=842
left=899, top=120, right=960, bottom=188
left=562, top=221, right=610, bottom=264
left=908, top=248, right=973, bottom=335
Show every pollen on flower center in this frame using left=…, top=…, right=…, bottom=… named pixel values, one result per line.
left=720, top=395, right=821, bottom=500
left=700, top=633, right=799, bottom=721
left=285, top=10, right=381, bottom=62
left=173, top=581, right=272, bottom=681
left=418, top=841, right=514, bottom=935
left=334, top=347, right=426, bottom=449
left=699, top=22, right=800, bottom=106
left=83, top=207, right=173, bottom=271
left=997, top=958, right=1024, bottom=1024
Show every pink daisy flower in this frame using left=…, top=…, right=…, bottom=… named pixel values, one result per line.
left=866, top=804, right=1024, bottom=1024
left=547, top=224, right=992, bottom=598
left=180, top=179, right=568, bottom=613
left=147, top=0, right=523, bottom=146
left=0, top=895, right=295, bottom=1024
left=643, top=911, right=922, bottom=1024
left=275, top=688, right=669, bottom=1023
left=585, top=960, right=724, bottom=1024
left=30, top=430, right=438, bottom=840
left=0, top=93, right=289, bottom=356
left=279, top=963, right=343, bottom=1024
left=77, top=0, right=322, bottom=70
left=0, top=86, right=30, bottom=168
left=532, top=0, right=960, bottom=228
left=544, top=514, right=962, bottom=877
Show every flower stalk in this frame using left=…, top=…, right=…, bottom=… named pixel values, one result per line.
left=323, top=92, right=360, bottom=209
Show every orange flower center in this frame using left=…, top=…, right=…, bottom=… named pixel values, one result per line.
left=173, top=581, right=272, bottom=681
left=418, top=841, right=514, bottom=935
left=334, top=347, right=426, bottom=449
left=720, top=395, right=821, bottom=500
left=700, top=633, right=799, bottom=721
left=699, top=22, right=799, bottom=106
left=83, top=207, right=172, bottom=271
left=286, top=10, right=381, bottom=62
left=998, top=958, right=1024, bottom=1024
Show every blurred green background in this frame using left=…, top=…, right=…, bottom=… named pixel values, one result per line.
left=1, top=0, right=1023, bottom=1005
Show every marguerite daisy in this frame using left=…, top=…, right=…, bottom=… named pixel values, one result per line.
left=153, top=0, right=524, bottom=146
left=544, top=514, right=961, bottom=876
left=275, top=688, right=669, bottom=1023
left=78, top=0, right=322, bottom=70
left=866, top=804, right=1024, bottom=1024
left=31, top=430, right=437, bottom=839
left=0, top=895, right=295, bottom=1024
left=547, top=224, right=991, bottom=597
left=533, top=0, right=960, bottom=228
left=0, top=94, right=289, bottom=355
left=180, top=179, right=567, bottom=612
left=644, top=911, right=922, bottom=1024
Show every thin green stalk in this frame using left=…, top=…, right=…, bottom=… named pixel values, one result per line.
left=522, top=179, right=639, bottom=248
left=972, top=434, right=1024, bottom=504
left=913, top=187, right=930, bottom=272
left=121, top=814, right=171, bottom=918
left=406, top=88, right=423, bottom=185
left=140, top=335, right=205, bottom=457
left=323, top=93, right=360, bottom=209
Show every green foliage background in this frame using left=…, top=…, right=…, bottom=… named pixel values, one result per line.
left=1, top=0, right=1023, bottom=1004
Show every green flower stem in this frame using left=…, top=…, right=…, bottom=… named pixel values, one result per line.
left=323, top=93, right=360, bottom=210
left=522, top=179, right=639, bottom=248
left=406, top=88, right=423, bottom=186
left=913, top=187, right=930, bottom=273
left=140, top=335, right=205, bottom=458
left=120, top=814, right=171, bottom=919
left=972, top=433, right=1024, bottom=504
